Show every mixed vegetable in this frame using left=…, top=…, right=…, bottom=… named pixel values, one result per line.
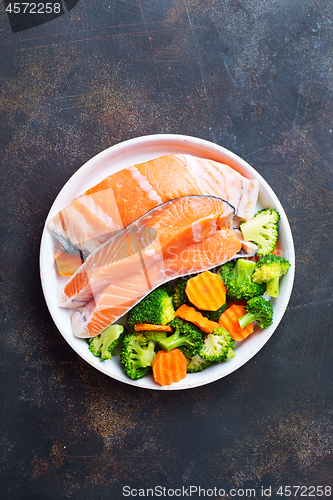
left=87, top=208, right=291, bottom=386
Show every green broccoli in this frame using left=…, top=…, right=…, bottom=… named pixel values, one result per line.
left=199, top=327, right=235, bottom=363
left=127, top=288, right=175, bottom=328
left=234, top=258, right=257, bottom=280
left=158, top=317, right=203, bottom=358
left=252, top=254, right=291, bottom=297
left=219, top=260, right=235, bottom=282
left=240, top=208, right=280, bottom=257
left=186, top=355, right=211, bottom=373
left=172, top=277, right=192, bottom=310
left=89, top=324, right=125, bottom=361
left=120, top=331, right=160, bottom=380
left=219, top=260, right=266, bottom=301
left=135, top=329, right=169, bottom=345
left=238, top=296, right=274, bottom=330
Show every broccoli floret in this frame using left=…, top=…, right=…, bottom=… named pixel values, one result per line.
left=127, top=288, right=175, bottom=328
left=240, top=208, right=280, bottom=257
left=252, top=254, right=291, bottom=297
left=172, top=277, right=192, bottom=310
left=186, top=355, right=211, bottom=373
left=238, top=296, right=274, bottom=330
left=201, top=302, right=228, bottom=322
left=219, top=260, right=266, bottom=301
left=252, top=255, right=291, bottom=283
left=135, top=330, right=169, bottom=344
left=219, top=261, right=235, bottom=285
left=199, top=327, right=235, bottom=363
left=120, top=332, right=159, bottom=380
left=158, top=317, right=203, bottom=358
left=89, top=324, right=125, bottom=361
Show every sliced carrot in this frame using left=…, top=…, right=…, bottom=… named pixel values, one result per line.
left=226, top=300, right=247, bottom=308
left=185, top=270, right=226, bottom=311
left=134, top=323, right=172, bottom=332
left=54, top=249, right=83, bottom=277
left=152, top=348, right=187, bottom=386
left=175, top=304, right=219, bottom=334
left=219, top=304, right=254, bottom=341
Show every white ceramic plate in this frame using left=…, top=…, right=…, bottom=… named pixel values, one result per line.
left=40, top=134, right=295, bottom=390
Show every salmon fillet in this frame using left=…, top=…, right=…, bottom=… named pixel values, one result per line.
left=48, top=154, right=258, bottom=255
left=164, top=229, right=242, bottom=278
left=71, top=230, right=242, bottom=338
left=59, top=196, right=234, bottom=309
left=71, top=260, right=166, bottom=338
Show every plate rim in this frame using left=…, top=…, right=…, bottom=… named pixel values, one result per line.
left=40, top=133, right=295, bottom=390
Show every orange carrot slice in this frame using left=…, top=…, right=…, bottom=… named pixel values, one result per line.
left=219, top=304, right=254, bottom=341
left=54, top=250, right=83, bottom=277
left=134, top=323, right=172, bottom=332
left=175, top=304, right=219, bottom=334
left=226, top=300, right=247, bottom=308
left=185, top=270, right=226, bottom=311
left=152, top=348, right=187, bottom=386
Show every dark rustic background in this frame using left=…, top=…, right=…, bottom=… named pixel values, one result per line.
left=1, top=1, right=332, bottom=499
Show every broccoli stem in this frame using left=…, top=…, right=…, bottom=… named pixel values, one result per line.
left=134, top=340, right=156, bottom=367
left=227, top=349, right=235, bottom=360
left=238, top=313, right=256, bottom=329
left=234, top=258, right=256, bottom=281
left=159, top=327, right=183, bottom=352
left=266, top=277, right=279, bottom=297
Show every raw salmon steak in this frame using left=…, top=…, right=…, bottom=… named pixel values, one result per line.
left=71, top=230, right=242, bottom=338
left=48, top=154, right=258, bottom=256
left=71, top=260, right=166, bottom=338
left=58, top=195, right=235, bottom=310
left=164, top=228, right=242, bottom=278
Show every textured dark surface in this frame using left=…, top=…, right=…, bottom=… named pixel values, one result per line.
left=1, top=1, right=332, bottom=499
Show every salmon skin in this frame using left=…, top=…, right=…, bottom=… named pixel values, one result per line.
left=48, top=154, right=258, bottom=256
left=58, top=195, right=235, bottom=310
left=71, top=228, right=243, bottom=338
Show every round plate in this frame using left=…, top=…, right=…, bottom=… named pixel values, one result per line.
left=40, top=134, right=295, bottom=390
